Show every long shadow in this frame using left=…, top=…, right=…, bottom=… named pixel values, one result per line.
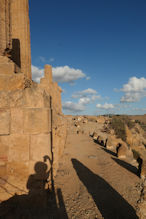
left=0, top=157, right=68, bottom=219
left=101, top=147, right=117, bottom=157
left=112, top=157, right=138, bottom=176
left=72, top=159, right=138, bottom=219
left=93, top=138, right=106, bottom=147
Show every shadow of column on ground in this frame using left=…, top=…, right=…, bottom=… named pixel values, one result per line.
left=112, top=157, right=138, bottom=176
left=72, top=158, right=138, bottom=219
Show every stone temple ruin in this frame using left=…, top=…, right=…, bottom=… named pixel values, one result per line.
left=0, top=0, right=67, bottom=201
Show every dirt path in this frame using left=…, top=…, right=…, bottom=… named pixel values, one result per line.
left=55, top=122, right=140, bottom=219
left=0, top=120, right=141, bottom=219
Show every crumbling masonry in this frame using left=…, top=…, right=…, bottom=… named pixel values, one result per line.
left=0, top=0, right=67, bottom=201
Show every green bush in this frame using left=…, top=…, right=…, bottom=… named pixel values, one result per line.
left=110, top=117, right=126, bottom=142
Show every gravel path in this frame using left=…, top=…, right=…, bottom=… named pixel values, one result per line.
left=55, top=123, right=140, bottom=219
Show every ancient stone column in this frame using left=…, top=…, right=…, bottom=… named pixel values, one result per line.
left=44, top=65, right=53, bottom=83
left=11, top=0, right=31, bottom=79
left=0, top=0, right=11, bottom=55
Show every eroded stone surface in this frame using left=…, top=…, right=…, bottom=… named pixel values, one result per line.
left=0, top=2, right=67, bottom=204
left=0, top=109, right=10, bottom=135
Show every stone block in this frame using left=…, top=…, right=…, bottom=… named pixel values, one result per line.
left=43, top=91, right=51, bottom=108
left=0, top=136, right=9, bottom=181
left=30, top=134, right=51, bottom=162
left=106, top=135, right=123, bottom=152
left=0, top=109, right=10, bottom=135
left=0, top=90, right=24, bottom=108
left=97, top=135, right=107, bottom=146
left=23, top=108, right=51, bottom=134
left=0, top=166, right=7, bottom=181
left=10, top=108, right=23, bottom=134
left=0, top=74, right=25, bottom=91
left=24, top=87, right=46, bottom=108
left=117, top=143, right=128, bottom=159
left=93, top=132, right=98, bottom=140
left=0, top=91, right=9, bottom=108
left=0, top=62, right=14, bottom=75
left=0, top=136, right=9, bottom=166
left=9, top=90, right=24, bottom=107
left=8, top=134, right=30, bottom=162
left=7, top=161, right=29, bottom=179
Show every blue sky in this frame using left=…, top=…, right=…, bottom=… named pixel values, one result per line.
left=30, top=0, right=146, bottom=115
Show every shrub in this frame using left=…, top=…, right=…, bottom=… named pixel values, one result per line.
left=109, top=116, right=135, bottom=142
left=110, top=117, right=126, bottom=142
left=135, top=120, right=146, bottom=132
left=132, top=149, right=140, bottom=160
left=120, top=116, right=135, bottom=129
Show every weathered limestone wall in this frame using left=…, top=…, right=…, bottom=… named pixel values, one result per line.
left=0, top=0, right=67, bottom=201
left=0, top=88, right=51, bottom=199
left=0, top=67, right=67, bottom=200
left=39, top=65, right=67, bottom=174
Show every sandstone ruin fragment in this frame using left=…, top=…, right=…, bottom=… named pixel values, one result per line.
left=0, top=0, right=67, bottom=201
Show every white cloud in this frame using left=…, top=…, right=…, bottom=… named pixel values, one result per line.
left=63, top=88, right=102, bottom=113
left=78, top=97, right=91, bottom=105
left=96, top=103, right=115, bottom=110
left=62, top=101, right=85, bottom=113
left=72, top=88, right=98, bottom=98
left=121, top=77, right=146, bottom=92
left=52, top=66, right=86, bottom=83
left=120, top=92, right=146, bottom=103
left=120, top=77, right=146, bottom=102
left=32, top=65, right=44, bottom=83
left=32, top=65, right=87, bottom=84
left=63, top=97, right=91, bottom=113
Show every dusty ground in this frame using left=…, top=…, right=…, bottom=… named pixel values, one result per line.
left=54, top=117, right=141, bottom=219
left=0, top=117, right=142, bottom=219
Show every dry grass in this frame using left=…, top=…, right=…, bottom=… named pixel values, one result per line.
left=109, top=116, right=135, bottom=142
